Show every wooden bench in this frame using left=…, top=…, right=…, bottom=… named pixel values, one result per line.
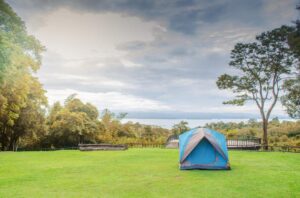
left=79, top=144, right=128, bottom=151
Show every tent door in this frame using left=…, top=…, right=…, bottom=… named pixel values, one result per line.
left=186, top=138, right=217, bottom=164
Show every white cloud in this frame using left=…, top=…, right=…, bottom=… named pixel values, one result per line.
left=28, top=8, right=160, bottom=63
left=121, top=59, right=143, bottom=68
left=46, top=89, right=172, bottom=112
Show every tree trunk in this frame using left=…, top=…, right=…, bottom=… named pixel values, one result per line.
left=262, top=119, right=268, bottom=150
left=1, top=127, right=7, bottom=151
left=8, top=138, right=13, bottom=151
left=0, top=138, right=4, bottom=151
left=12, top=138, right=18, bottom=152
left=8, top=132, right=19, bottom=151
left=78, top=135, right=84, bottom=145
left=0, top=131, right=4, bottom=151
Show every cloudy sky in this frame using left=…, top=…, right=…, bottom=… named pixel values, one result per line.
left=7, top=0, right=299, bottom=118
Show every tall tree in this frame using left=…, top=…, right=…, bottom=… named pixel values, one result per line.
left=0, top=0, right=46, bottom=151
left=216, top=26, right=297, bottom=149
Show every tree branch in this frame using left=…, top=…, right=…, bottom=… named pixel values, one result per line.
left=266, top=71, right=280, bottom=120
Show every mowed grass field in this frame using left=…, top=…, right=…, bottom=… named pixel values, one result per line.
left=0, top=149, right=299, bottom=198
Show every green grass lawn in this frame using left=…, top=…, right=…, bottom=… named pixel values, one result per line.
left=0, top=149, right=299, bottom=198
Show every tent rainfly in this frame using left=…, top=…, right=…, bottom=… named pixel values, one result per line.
left=179, top=128, right=230, bottom=170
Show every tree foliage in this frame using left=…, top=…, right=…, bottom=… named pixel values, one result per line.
left=206, top=119, right=300, bottom=148
left=47, top=96, right=101, bottom=147
left=281, top=74, right=300, bottom=118
left=97, top=109, right=169, bottom=145
left=172, top=121, right=190, bottom=135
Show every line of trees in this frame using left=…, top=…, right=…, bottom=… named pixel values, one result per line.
left=19, top=95, right=171, bottom=150
left=3, top=92, right=172, bottom=151
left=205, top=118, right=300, bottom=147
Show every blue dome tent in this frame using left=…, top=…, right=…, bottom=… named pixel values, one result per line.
left=179, top=128, right=230, bottom=170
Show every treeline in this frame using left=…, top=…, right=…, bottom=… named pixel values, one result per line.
left=205, top=118, right=300, bottom=147
left=16, top=94, right=171, bottom=150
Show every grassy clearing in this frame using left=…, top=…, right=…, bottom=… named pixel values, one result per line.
left=0, top=149, right=299, bottom=198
